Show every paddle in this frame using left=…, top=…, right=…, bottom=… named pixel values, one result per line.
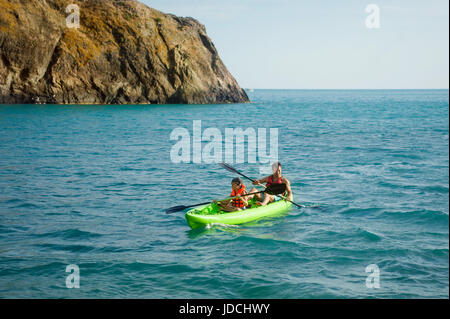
left=165, top=183, right=286, bottom=214
left=219, top=162, right=304, bottom=208
left=219, top=162, right=259, bottom=184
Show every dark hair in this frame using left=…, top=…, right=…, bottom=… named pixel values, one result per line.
left=231, top=177, right=242, bottom=185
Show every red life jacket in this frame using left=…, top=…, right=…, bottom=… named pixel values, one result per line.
left=266, top=175, right=283, bottom=188
left=267, top=175, right=287, bottom=196
left=231, top=184, right=246, bottom=207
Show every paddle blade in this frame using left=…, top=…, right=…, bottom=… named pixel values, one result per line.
left=219, top=162, right=239, bottom=174
left=219, top=162, right=257, bottom=184
left=165, top=205, right=188, bottom=214
left=265, top=183, right=286, bottom=195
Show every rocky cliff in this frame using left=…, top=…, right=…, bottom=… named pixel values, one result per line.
left=0, top=0, right=249, bottom=104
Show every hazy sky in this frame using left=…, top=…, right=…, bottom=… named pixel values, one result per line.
left=141, top=0, right=449, bottom=89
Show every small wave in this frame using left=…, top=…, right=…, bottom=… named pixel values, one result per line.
left=0, top=198, right=21, bottom=204
left=305, top=228, right=382, bottom=243
left=34, top=243, right=95, bottom=253
left=94, top=246, right=132, bottom=253
left=228, top=235, right=302, bottom=250
left=14, top=202, right=40, bottom=209
left=339, top=207, right=383, bottom=216
left=0, top=261, right=67, bottom=276
left=52, top=193, right=82, bottom=198
left=421, top=185, right=449, bottom=194
left=119, top=167, right=142, bottom=171
left=0, top=224, right=15, bottom=234
left=158, top=263, right=202, bottom=273
left=356, top=228, right=382, bottom=242
left=9, top=225, right=30, bottom=232
left=376, top=181, right=449, bottom=194
left=69, top=210, right=86, bottom=216
left=129, top=183, right=155, bottom=187
left=102, top=261, right=201, bottom=275
left=95, top=182, right=128, bottom=188
left=380, top=209, right=449, bottom=225
left=423, top=247, right=449, bottom=258
left=74, top=172, right=87, bottom=177
left=33, top=228, right=103, bottom=240
left=390, top=153, right=422, bottom=160
left=377, top=180, right=418, bottom=190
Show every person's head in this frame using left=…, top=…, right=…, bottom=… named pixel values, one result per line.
left=272, top=161, right=282, bottom=176
left=231, top=177, right=243, bottom=191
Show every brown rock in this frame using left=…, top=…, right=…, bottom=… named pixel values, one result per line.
left=0, top=0, right=249, bottom=104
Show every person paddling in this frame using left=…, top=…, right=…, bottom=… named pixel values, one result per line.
left=214, top=178, right=250, bottom=212
left=251, top=162, right=293, bottom=206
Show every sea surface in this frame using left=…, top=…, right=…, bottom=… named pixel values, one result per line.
left=0, top=90, right=448, bottom=298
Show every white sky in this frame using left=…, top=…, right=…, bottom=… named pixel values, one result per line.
left=141, top=0, right=449, bottom=89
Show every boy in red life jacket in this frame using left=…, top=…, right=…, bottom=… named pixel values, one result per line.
left=214, top=178, right=250, bottom=212
left=251, top=161, right=293, bottom=206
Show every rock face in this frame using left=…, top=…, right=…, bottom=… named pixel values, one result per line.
left=0, top=0, right=249, bottom=104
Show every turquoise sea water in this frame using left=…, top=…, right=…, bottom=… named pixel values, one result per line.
left=0, top=90, right=448, bottom=298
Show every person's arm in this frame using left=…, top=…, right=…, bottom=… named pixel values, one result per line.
left=283, top=177, right=293, bottom=201
left=252, top=176, right=269, bottom=185
left=237, top=193, right=248, bottom=206
left=239, top=190, right=249, bottom=206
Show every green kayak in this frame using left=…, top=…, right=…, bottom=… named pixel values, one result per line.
left=185, top=197, right=293, bottom=229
